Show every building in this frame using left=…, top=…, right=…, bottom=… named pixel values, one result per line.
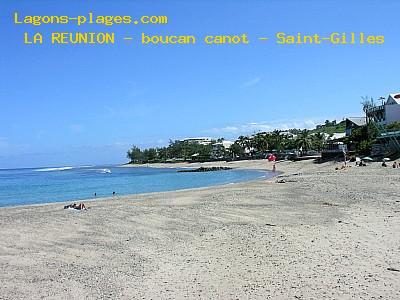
left=371, top=131, right=400, bottom=158
left=366, top=93, right=400, bottom=126
left=385, top=93, right=400, bottom=125
left=180, top=137, right=213, bottom=145
left=345, top=117, right=366, bottom=136
left=321, top=132, right=347, bottom=159
left=327, top=132, right=346, bottom=140
left=211, top=140, right=234, bottom=159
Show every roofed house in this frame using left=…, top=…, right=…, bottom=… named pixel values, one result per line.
left=321, top=132, right=347, bottom=160
left=366, top=93, right=400, bottom=126
left=345, top=117, right=366, bottom=136
left=385, top=93, right=400, bottom=125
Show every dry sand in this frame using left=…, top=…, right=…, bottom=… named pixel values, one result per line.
left=0, top=159, right=400, bottom=299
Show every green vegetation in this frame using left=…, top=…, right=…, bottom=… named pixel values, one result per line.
left=126, top=126, right=332, bottom=164
left=386, top=121, right=400, bottom=132
left=127, top=104, right=397, bottom=163
left=127, top=140, right=213, bottom=164
left=344, top=123, right=379, bottom=156
left=310, top=120, right=346, bottom=135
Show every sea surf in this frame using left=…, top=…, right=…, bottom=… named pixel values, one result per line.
left=0, top=165, right=272, bottom=207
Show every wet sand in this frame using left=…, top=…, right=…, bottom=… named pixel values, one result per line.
left=1, top=159, right=399, bottom=299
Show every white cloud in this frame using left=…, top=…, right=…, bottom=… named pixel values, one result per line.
left=240, top=77, right=261, bottom=88
left=206, top=117, right=330, bottom=137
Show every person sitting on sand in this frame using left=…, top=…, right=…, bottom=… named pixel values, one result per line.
left=75, top=203, right=86, bottom=210
left=64, top=203, right=87, bottom=210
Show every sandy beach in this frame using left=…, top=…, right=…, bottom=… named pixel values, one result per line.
left=1, top=159, right=399, bottom=299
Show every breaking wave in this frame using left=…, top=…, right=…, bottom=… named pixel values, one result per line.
left=35, top=166, right=74, bottom=172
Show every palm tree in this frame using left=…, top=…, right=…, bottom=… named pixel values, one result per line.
left=237, top=135, right=247, bottom=149
left=312, top=132, right=326, bottom=152
left=271, top=130, right=283, bottom=151
left=237, top=135, right=252, bottom=156
left=296, top=130, right=313, bottom=155
left=253, top=133, right=269, bottom=153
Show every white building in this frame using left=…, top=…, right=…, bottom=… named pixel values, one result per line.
left=180, top=137, right=213, bottom=145
left=211, top=140, right=234, bottom=159
left=327, top=132, right=346, bottom=140
left=366, top=93, right=400, bottom=126
left=385, top=93, right=400, bottom=125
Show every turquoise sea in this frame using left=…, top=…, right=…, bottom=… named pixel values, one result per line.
left=0, top=165, right=272, bottom=207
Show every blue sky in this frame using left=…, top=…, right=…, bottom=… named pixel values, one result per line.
left=1, top=0, right=399, bottom=168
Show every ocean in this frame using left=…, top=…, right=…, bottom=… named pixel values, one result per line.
left=0, top=165, right=272, bottom=207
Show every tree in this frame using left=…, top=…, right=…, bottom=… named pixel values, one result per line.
left=126, top=145, right=142, bottom=163
left=236, top=135, right=253, bottom=156
left=348, top=123, right=379, bottom=155
left=296, top=130, right=313, bottom=154
left=271, top=130, right=283, bottom=151
left=157, top=147, right=169, bottom=161
left=228, top=142, right=244, bottom=159
left=312, top=132, right=326, bottom=152
left=253, top=133, right=269, bottom=153
left=361, top=96, right=375, bottom=114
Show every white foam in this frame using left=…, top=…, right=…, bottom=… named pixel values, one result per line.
left=35, top=167, right=74, bottom=172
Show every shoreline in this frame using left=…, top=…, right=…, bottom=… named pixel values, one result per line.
left=0, top=170, right=274, bottom=211
left=0, top=159, right=278, bottom=210
left=1, top=159, right=399, bottom=298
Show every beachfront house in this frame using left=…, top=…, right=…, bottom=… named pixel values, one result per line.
left=364, top=93, right=400, bottom=157
left=371, top=131, right=400, bottom=158
left=321, top=132, right=347, bottom=159
left=345, top=117, right=367, bottom=136
left=366, top=93, right=400, bottom=126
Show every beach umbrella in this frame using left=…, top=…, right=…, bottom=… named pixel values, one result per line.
left=383, top=158, right=391, bottom=161
left=362, top=157, right=373, bottom=161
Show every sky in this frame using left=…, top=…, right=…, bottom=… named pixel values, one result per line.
left=1, top=0, right=399, bottom=168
